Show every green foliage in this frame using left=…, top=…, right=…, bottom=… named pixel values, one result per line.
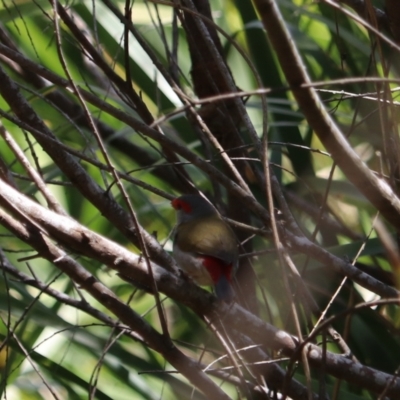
left=0, top=0, right=400, bottom=399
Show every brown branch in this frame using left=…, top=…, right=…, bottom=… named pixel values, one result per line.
left=0, top=123, right=66, bottom=215
left=0, top=204, right=231, bottom=400
left=52, top=1, right=153, bottom=123
left=219, top=302, right=400, bottom=398
left=0, top=42, right=187, bottom=193
left=0, top=61, right=175, bottom=271
left=335, top=0, right=389, bottom=30
left=52, top=0, right=170, bottom=341
left=252, top=0, right=400, bottom=232
left=0, top=178, right=399, bottom=396
left=0, top=41, right=397, bottom=300
left=1, top=250, right=283, bottom=398
left=0, top=248, right=139, bottom=338
left=228, top=330, right=324, bottom=400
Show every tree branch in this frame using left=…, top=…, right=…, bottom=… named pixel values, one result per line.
left=0, top=177, right=399, bottom=396
left=252, top=0, right=400, bottom=231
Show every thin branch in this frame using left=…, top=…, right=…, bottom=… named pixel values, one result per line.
left=0, top=177, right=399, bottom=396
left=252, top=0, right=400, bottom=232
left=0, top=205, right=231, bottom=400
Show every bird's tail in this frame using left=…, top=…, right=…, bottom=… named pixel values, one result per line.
left=215, top=274, right=234, bottom=302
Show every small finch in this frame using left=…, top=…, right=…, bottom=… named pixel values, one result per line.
left=171, top=194, right=238, bottom=301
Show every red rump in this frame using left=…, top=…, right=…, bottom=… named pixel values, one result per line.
left=171, top=198, right=192, bottom=213
left=200, top=256, right=232, bottom=283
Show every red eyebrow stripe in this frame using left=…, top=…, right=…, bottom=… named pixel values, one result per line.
left=171, top=198, right=192, bottom=213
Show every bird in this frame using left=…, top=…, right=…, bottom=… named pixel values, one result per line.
left=171, top=194, right=238, bottom=301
